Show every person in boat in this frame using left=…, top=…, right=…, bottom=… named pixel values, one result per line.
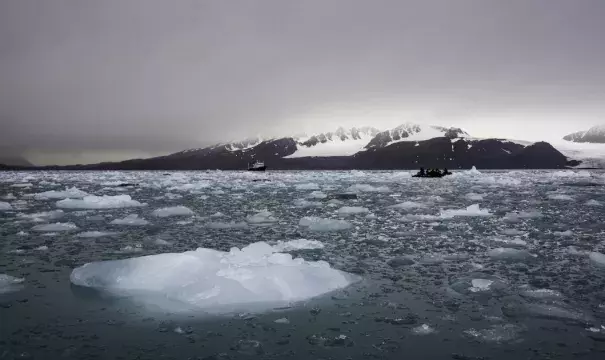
left=442, top=168, right=452, bottom=175
left=416, top=167, right=426, bottom=177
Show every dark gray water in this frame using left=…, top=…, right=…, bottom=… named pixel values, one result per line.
left=1, top=169, right=605, bottom=359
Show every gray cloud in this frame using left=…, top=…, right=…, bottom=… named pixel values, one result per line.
left=2, top=0, right=605, bottom=163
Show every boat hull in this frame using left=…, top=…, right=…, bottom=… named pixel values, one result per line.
left=248, top=166, right=267, bottom=172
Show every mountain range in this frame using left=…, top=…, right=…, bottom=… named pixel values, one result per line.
left=2, top=122, right=589, bottom=170
left=563, top=125, right=605, bottom=144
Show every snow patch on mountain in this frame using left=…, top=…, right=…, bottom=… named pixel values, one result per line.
left=366, top=123, right=470, bottom=149
left=285, top=127, right=380, bottom=158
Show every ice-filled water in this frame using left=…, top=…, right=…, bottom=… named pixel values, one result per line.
left=2, top=169, right=605, bottom=359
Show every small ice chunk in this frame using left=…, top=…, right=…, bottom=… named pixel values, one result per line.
left=70, top=241, right=358, bottom=313
left=548, top=194, right=574, bottom=201
left=469, top=279, right=494, bottom=292
left=586, top=199, right=601, bottom=206
left=0, top=201, right=12, bottom=211
left=273, top=239, right=324, bottom=252
left=77, top=231, right=119, bottom=238
left=465, top=193, right=484, bottom=201
left=520, top=288, right=563, bottom=299
left=440, top=204, right=492, bottom=218
left=299, top=217, right=352, bottom=232
left=503, top=210, right=543, bottom=222
left=554, top=230, right=573, bottom=237
left=152, top=206, right=194, bottom=217
left=347, top=184, right=390, bottom=193
left=293, top=199, right=322, bottom=208
left=412, top=324, right=435, bottom=335
left=493, top=238, right=527, bottom=248
left=307, top=191, right=327, bottom=199
left=18, top=210, right=65, bottom=222
left=388, top=201, right=427, bottom=210
left=153, top=238, right=172, bottom=246
left=246, top=210, right=277, bottom=224
left=589, top=252, right=605, bottom=269
left=1, top=193, right=17, bottom=200
left=119, top=244, right=143, bottom=253
left=31, top=222, right=78, bottom=232
left=295, top=183, right=320, bottom=190
left=16, top=231, right=28, bottom=236
left=34, top=245, right=49, bottom=251
left=501, top=229, right=526, bottom=236
left=110, top=214, right=149, bottom=226
left=468, top=166, right=481, bottom=174
left=274, top=317, right=290, bottom=324
left=57, top=195, right=144, bottom=209
left=11, top=183, right=33, bottom=188
left=0, top=274, right=25, bottom=294
left=337, top=206, right=370, bottom=216
left=488, top=247, right=535, bottom=262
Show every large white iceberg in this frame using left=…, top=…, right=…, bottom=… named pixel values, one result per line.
left=34, top=187, right=89, bottom=200
left=152, top=206, right=194, bottom=217
left=57, top=195, right=145, bottom=209
left=70, top=242, right=357, bottom=313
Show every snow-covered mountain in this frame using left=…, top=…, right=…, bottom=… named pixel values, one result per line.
left=365, top=123, right=469, bottom=150
left=563, top=125, right=605, bottom=143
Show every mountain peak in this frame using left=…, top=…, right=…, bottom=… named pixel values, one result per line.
left=563, top=125, right=605, bottom=143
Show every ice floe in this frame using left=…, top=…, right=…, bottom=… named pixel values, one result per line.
left=388, top=201, right=427, bottom=210
left=440, top=204, right=492, bottom=218
left=152, top=206, right=194, bottom=217
left=488, top=248, right=536, bottom=262
left=246, top=210, right=278, bottom=224
left=589, top=252, right=605, bottom=269
left=0, top=201, right=12, bottom=211
left=347, top=184, right=390, bottom=193
left=295, top=183, right=320, bottom=190
left=110, top=214, right=149, bottom=226
left=307, top=191, right=327, bottom=199
left=70, top=241, right=358, bottom=313
left=548, top=194, right=574, bottom=201
left=207, top=221, right=249, bottom=230
left=337, top=206, right=370, bottom=216
left=272, top=239, right=324, bottom=252
left=77, top=231, right=120, bottom=238
left=31, top=222, right=78, bottom=232
left=34, top=187, right=89, bottom=200
left=0, top=274, right=25, bottom=294
left=57, top=195, right=145, bottom=209
left=299, top=217, right=352, bottom=232
left=18, top=210, right=64, bottom=222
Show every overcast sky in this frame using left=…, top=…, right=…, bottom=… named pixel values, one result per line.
left=2, top=0, right=605, bottom=165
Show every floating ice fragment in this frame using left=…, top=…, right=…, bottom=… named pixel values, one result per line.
left=274, top=317, right=290, bottom=324
left=412, top=324, right=435, bottom=335
left=31, top=222, right=78, bottom=232
left=1, top=193, right=16, bottom=200
left=553, top=230, right=573, bottom=237
left=440, top=204, right=492, bottom=218
left=70, top=241, right=358, bottom=313
left=586, top=199, right=601, bottom=206
left=34, top=245, right=48, bottom=251
left=246, top=210, right=277, bottom=224
left=110, top=214, right=149, bottom=226
left=295, top=183, right=320, bottom=190
left=152, top=206, right=194, bottom=217
left=347, top=184, right=390, bottom=193
left=272, top=239, right=324, bottom=252
left=589, top=252, right=605, bottom=269
left=0, top=274, right=25, bottom=294
left=488, top=248, right=535, bottom=262
left=468, top=166, right=481, bottom=174
left=34, top=187, right=89, bottom=200
left=519, top=288, right=563, bottom=299
left=77, top=231, right=119, bottom=238
left=337, top=206, right=370, bottom=216
left=57, top=195, right=144, bottom=209
left=307, top=191, right=327, bottom=199
left=464, top=324, right=521, bottom=343
left=0, top=201, right=12, bottom=211
left=548, top=194, right=574, bottom=201
left=388, top=201, right=426, bottom=210
left=207, top=221, right=249, bottom=230
left=469, top=279, right=494, bottom=292
left=299, top=217, right=352, bottom=232
left=293, top=199, right=322, bottom=208
left=465, top=193, right=484, bottom=201
left=18, top=210, right=64, bottom=222
left=400, top=214, right=440, bottom=222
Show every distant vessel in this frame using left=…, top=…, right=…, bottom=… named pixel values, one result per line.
left=247, top=160, right=266, bottom=171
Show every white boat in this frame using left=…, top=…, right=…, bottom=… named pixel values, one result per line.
left=247, top=160, right=266, bottom=171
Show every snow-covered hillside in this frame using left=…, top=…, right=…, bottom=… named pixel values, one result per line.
left=563, top=125, right=605, bottom=144
left=551, top=140, right=605, bottom=168
left=285, top=127, right=380, bottom=158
